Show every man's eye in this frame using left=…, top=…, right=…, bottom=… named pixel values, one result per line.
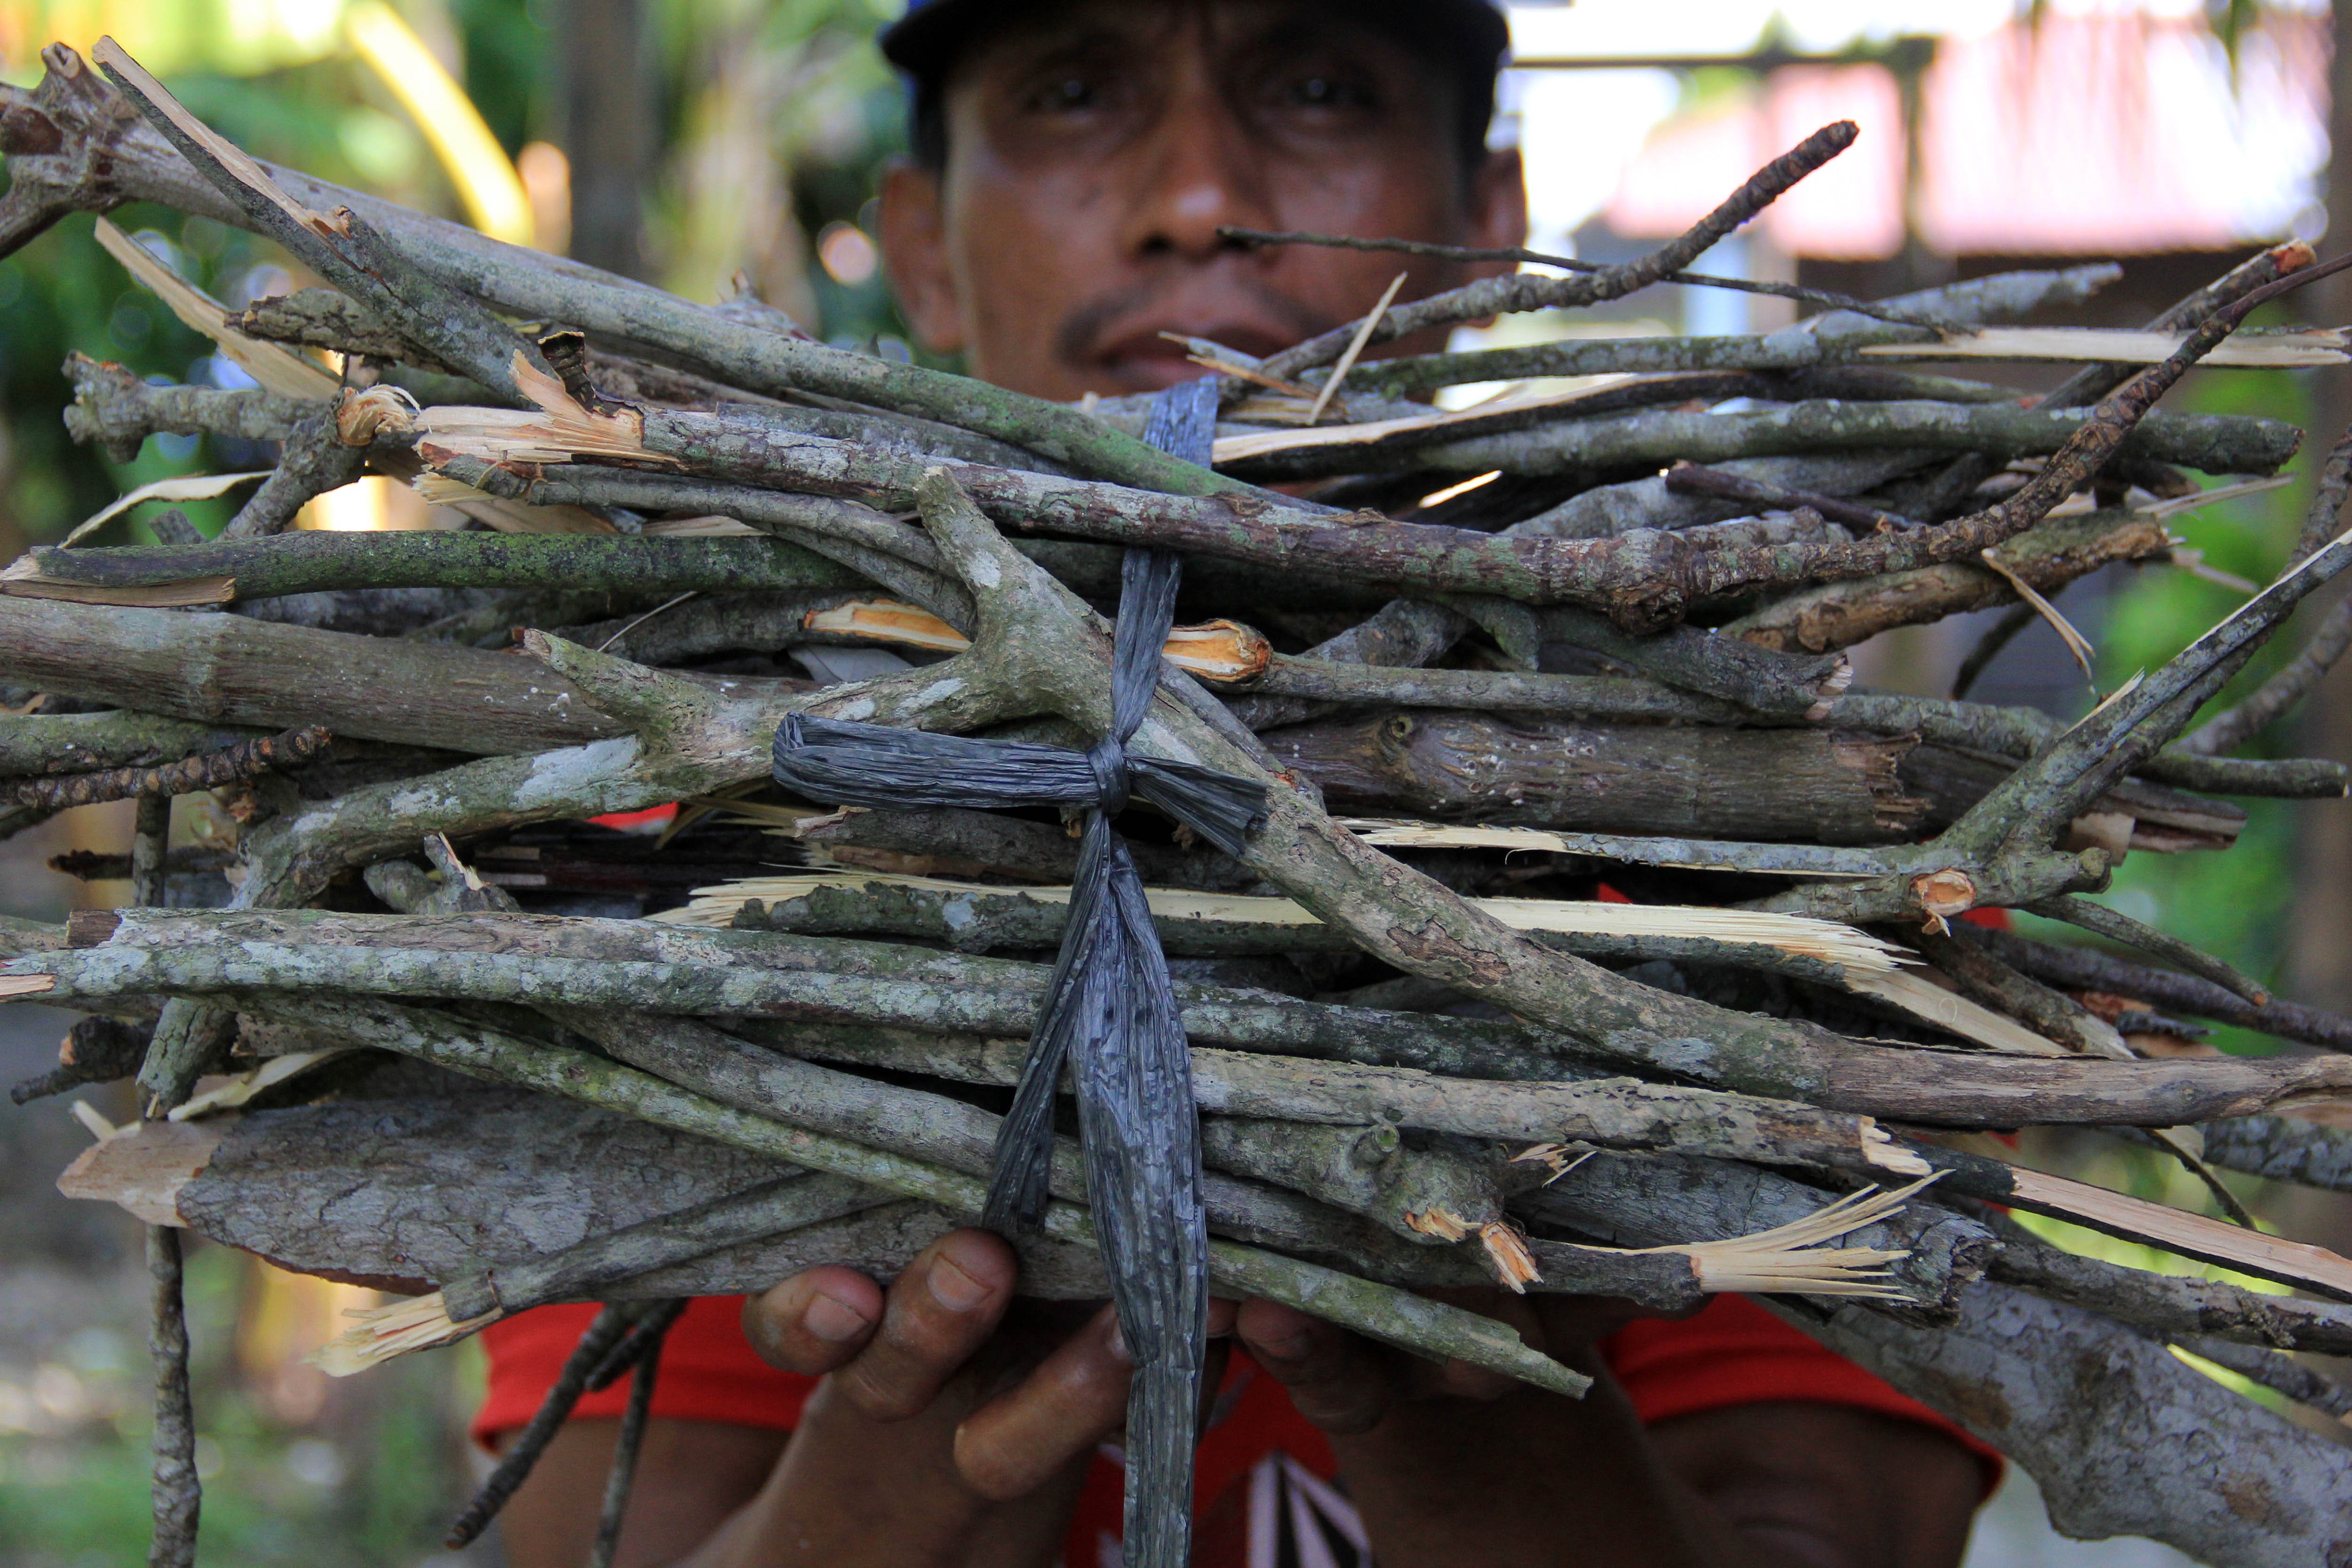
left=1285, top=74, right=1375, bottom=111
left=1029, top=76, right=1101, bottom=112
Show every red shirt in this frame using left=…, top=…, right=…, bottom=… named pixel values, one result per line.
left=477, top=1294, right=2000, bottom=1565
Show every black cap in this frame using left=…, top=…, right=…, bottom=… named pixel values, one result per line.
left=880, top=0, right=1511, bottom=82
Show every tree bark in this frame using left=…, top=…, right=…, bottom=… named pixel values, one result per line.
left=8, top=532, right=861, bottom=605
left=0, top=711, right=263, bottom=776
left=1767, top=1283, right=2352, bottom=1568
left=1984, top=1217, right=2352, bottom=1355
left=1264, top=710, right=1923, bottom=844
left=175, top=1088, right=804, bottom=1281
left=2200, top=1113, right=2352, bottom=1193
left=0, top=595, right=624, bottom=753
left=1226, top=397, right=2299, bottom=483
left=1726, top=508, right=2172, bottom=653
left=65, top=1089, right=1115, bottom=1297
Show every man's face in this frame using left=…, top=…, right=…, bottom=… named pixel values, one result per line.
left=879, top=0, right=1526, bottom=400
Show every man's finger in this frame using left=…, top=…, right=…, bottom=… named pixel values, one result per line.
left=1409, top=1287, right=1546, bottom=1403
left=740, top=1265, right=887, bottom=1377
left=1422, top=1352, right=1524, bottom=1403
left=953, top=1302, right=1132, bottom=1501
left=1235, top=1297, right=1401, bottom=1435
left=832, top=1228, right=1019, bottom=1422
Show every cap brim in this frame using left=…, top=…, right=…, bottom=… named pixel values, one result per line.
left=877, top=0, right=985, bottom=76
left=880, top=0, right=1508, bottom=79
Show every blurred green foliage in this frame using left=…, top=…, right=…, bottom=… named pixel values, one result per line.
left=0, top=1244, right=481, bottom=1568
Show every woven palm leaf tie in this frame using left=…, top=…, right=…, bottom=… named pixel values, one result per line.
left=769, top=377, right=1267, bottom=1568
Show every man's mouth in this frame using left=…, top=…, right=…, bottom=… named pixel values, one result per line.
left=1089, top=323, right=1310, bottom=392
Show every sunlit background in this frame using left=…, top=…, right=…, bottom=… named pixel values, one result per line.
left=0, top=3, right=2344, bottom=1564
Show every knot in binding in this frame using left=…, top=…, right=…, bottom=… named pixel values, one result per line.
left=1085, top=736, right=1132, bottom=818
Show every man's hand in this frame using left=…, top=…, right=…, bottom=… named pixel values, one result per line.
left=677, top=1228, right=1235, bottom=1568
left=745, top=1227, right=1219, bottom=1502
left=1233, top=1291, right=1979, bottom=1568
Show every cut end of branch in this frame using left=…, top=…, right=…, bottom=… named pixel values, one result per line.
left=1909, top=869, right=1978, bottom=935
left=804, top=598, right=1273, bottom=685
left=336, top=384, right=421, bottom=446
left=309, top=1290, right=498, bottom=1377
left=413, top=361, right=672, bottom=470
left=1860, top=1118, right=1933, bottom=1176
left=1478, top=1221, right=1542, bottom=1293
left=165, top=1048, right=351, bottom=1122
left=1511, top=1143, right=1601, bottom=1187
left=514, top=629, right=560, bottom=662
left=806, top=599, right=973, bottom=652
left=1402, top=1206, right=1471, bottom=1244
left=1803, top=656, right=1855, bottom=722
left=1163, top=619, right=1273, bottom=685
left=1647, top=1177, right=1934, bottom=1300
left=518, top=628, right=700, bottom=737
left=2267, top=239, right=2320, bottom=274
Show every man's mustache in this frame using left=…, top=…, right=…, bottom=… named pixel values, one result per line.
left=1053, top=277, right=1336, bottom=368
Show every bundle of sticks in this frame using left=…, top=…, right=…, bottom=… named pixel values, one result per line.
left=8, top=35, right=2352, bottom=1567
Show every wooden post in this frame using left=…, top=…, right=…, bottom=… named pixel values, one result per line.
left=2288, top=0, right=2352, bottom=1015
left=555, top=0, right=652, bottom=279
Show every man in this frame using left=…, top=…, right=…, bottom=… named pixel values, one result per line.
left=483, top=4, right=1994, bottom=1563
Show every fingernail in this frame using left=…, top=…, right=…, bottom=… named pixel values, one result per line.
left=804, top=1291, right=872, bottom=1343
left=929, top=1253, right=993, bottom=1312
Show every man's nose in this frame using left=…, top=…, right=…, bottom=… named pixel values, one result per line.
left=1119, top=88, right=1271, bottom=260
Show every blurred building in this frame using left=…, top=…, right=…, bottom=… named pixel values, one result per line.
left=1600, top=9, right=2325, bottom=273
